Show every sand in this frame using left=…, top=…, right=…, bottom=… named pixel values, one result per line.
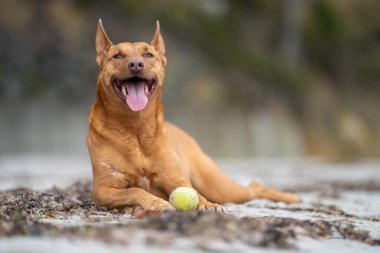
left=1, top=155, right=379, bottom=252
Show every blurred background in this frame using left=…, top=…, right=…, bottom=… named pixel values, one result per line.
left=0, top=0, right=379, bottom=161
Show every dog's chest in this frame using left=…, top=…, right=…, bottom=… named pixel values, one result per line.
left=127, top=167, right=156, bottom=193
left=137, top=176, right=151, bottom=192
left=116, top=131, right=163, bottom=191
left=123, top=154, right=156, bottom=190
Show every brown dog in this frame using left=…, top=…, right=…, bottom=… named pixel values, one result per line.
left=87, top=20, right=300, bottom=217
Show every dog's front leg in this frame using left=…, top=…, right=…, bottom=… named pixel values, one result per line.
left=93, top=186, right=172, bottom=211
left=90, top=154, right=174, bottom=217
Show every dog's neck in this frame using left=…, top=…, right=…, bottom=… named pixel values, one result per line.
left=94, top=80, right=165, bottom=145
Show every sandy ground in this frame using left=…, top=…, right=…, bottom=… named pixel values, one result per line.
left=0, top=155, right=380, bottom=252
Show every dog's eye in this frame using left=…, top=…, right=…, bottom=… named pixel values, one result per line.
left=145, top=52, right=154, bottom=58
left=113, top=53, right=123, bottom=59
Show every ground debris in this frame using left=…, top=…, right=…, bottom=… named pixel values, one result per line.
left=334, top=221, right=380, bottom=246
left=0, top=181, right=379, bottom=249
left=142, top=212, right=295, bottom=248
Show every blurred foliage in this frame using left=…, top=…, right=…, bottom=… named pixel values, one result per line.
left=0, top=0, right=379, bottom=101
left=0, top=0, right=379, bottom=159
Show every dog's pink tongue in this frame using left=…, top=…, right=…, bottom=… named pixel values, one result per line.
left=125, top=81, right=148, bottom=111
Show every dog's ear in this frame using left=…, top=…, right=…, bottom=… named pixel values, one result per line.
left=151, top=21, right=166, bottom=57
left=96, top=19, right=113, bottom=66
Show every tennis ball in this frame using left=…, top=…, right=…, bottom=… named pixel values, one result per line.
left=169, top=187, right=199, bottom=211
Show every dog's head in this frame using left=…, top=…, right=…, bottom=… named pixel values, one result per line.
left=95, top=19, right=166, bottom=112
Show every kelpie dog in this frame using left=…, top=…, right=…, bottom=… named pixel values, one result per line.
left=87, top=20, right=300, bottom=217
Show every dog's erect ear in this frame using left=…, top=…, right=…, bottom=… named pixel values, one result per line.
left=151, top=21, right=165, bottom=56
left=96, top=19, right=113, bottom=66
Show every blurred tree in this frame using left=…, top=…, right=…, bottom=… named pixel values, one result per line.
left=281, top=0, right=302, bottom=68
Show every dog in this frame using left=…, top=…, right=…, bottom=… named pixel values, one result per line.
left=87, top=20, right=300, bottom=217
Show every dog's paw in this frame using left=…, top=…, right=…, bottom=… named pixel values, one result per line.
left=198, top=201, right=224, bottom=213
left=127, top=198, right=174, bottom=219
left=126, top=206, right=146, bottom=218
left=150, top=198, right=176, bottom=212
left=141, top=198, right=175, bottom=213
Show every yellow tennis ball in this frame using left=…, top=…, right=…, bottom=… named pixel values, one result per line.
left=169, top=187, right=199, bottom=211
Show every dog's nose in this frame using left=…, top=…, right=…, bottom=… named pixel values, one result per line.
left=128, top=59, right=144, bottom=72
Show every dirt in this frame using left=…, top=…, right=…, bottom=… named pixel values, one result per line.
left=1, top=181, right=379, bottom=250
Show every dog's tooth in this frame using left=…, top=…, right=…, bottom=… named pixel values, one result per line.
left=144, top=83, right=148, bottom=94
left=121, top=85, right=127, bottom=96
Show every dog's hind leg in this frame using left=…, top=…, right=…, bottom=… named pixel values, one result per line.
left=190, top=152, right=253, bottom=204
left=168, top=123, right=300, bottom=204
left=190, top=152, right=300, bottom=204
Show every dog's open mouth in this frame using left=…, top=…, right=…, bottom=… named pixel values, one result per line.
left=112, top=76, right=157, bottom=111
